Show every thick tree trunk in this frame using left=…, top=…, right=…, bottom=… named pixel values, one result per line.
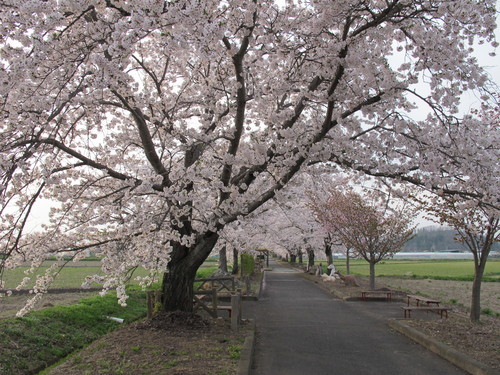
left=307, top=248, right=315, bottom=269
left=298, top=250, right=303, bottom=264
left=161, top=232, right=219, bottom=312
left=161, top=263, right=198, bottom=312
left=219, top=246, right=228, bottom=273
left=290, top=254, right=297, bottom=263
left=369, top=261, right=376, bottom=290
left=232, top=247, right=239, bottom=275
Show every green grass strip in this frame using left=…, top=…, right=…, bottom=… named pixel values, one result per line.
left=330, top=259, right=500, bottom=282
left=0, top=266, right=220, bottom=375
left=0, top=290, right=147, bottom=375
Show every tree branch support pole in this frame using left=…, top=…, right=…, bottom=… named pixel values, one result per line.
left=231, top=288, right=242, bottom=331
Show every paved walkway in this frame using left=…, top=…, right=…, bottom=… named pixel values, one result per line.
left=243, top=261, right=467, bottom=375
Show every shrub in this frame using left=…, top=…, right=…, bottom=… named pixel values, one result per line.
left=240, top=254, right=255, bottom=276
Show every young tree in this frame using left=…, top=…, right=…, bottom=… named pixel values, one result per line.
left=412, top=99, right=500, bottom=321
left=0, top=1, right=498, bottom=313
left=310, top=188, right=416, bottom=289
left=430, top=199, right=498, bottom=322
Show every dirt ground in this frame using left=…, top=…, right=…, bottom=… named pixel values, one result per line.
left=305, top=273, right=500, bottom=370
left=44, top=311, right=251, bottom=375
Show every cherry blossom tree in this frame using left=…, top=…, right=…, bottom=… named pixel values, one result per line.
left=414, top=101, right=500, bottom=322
left=0, top=0, right=498, bottom=313
left=309, top=188, right=416, bottom=289
left=422, top=197, right=499, bottom=322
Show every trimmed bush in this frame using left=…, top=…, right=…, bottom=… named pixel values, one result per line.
left=240, top=253, right=255, bottom=276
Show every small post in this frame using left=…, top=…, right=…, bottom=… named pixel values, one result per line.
left=231, top=289, right=242, bottom=331
left=245, top=275, right=251, bottom=295
left=211, top=287, right=218, bottom=315
left=147, top=290, right=161, bottom=319
left=237, top=288, right=242, bottom=322
left=147, top=291, right=154, bottom=319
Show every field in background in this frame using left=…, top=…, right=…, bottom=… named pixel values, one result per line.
left=327, top=258, right=500, bottom=282
left=1, top=260, right=218, bottom=290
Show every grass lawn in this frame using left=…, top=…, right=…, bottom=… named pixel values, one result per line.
left=329, top=258, right=500, bottom=282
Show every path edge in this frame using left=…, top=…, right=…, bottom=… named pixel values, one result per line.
left=388, top=319, right=500, bottom=375
left=237, top=320, right=256, bottom=375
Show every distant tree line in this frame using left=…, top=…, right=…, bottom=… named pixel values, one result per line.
left=403, top=226, right=500, bottom=252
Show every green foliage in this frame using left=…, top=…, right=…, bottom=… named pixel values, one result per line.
left=195, top=266, right=219, bottom=278
left=240, top=254, right=255, bottom=276
left=0, top=290, right=147, bottom=375
left=227, top=345, right=241, bottom=360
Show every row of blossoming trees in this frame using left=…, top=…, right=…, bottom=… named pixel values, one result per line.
left=0, top=1, right=499, bottom=322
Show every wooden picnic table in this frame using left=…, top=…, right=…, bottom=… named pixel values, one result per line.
left=401, top=306, right=451, bottom=319
left=403, top=294, right=450, bottom=319
left=361, top=290, right=393, bottom=302
left=406, top=294, right=441, bottom=307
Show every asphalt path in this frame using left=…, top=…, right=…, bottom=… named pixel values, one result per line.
left=243, top=261, right=467, bottom=375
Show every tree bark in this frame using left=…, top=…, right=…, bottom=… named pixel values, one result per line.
left=470, top=269, right=484, bottom=322
left=290, top=254, right=297, bottom=263
left=369, top=261, right=376, bottom=290
left=232, top=247, right=239, bottom=275
left=324, top=238, right=333, bottom=266
left=161, top=232, right=219, bottom=312
left=307, top=248, right=315, bottom=269
left=470, top=243, right=490, bottom=322
left=161, top=262, right=198, bottom=312
left=219, top=246, right=228, bottom=273
left=346, top=248, right=351, bottom=275
left=298, top=250, right=303, bottom=264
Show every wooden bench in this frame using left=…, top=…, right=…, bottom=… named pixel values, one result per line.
left=401, top=306, right=451, bottom=319
left=361, top=290, right=393, bottom=302
left=406, top=294, right=441, bottom=307
left=217, top=305, right=233, bottom=317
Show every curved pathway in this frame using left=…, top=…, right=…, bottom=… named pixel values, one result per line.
left=243, top=261, right=467, bottom=375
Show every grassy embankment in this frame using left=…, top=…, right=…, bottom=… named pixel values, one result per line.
left=0, top=265, right=218, bottom=375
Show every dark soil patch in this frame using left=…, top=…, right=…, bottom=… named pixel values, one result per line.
left=45, top=312, right=251, bottom=375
